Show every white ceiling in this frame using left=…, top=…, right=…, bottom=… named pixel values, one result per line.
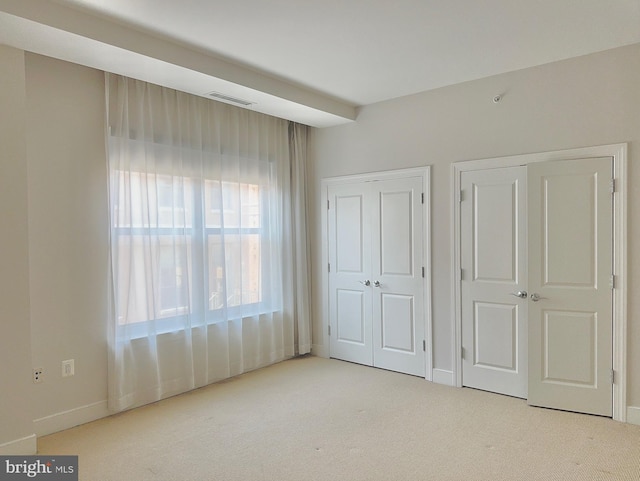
left=1, top=0, right=640, bottom=127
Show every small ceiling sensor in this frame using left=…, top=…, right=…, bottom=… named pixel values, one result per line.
left=493, top=94, right=502, bottom=103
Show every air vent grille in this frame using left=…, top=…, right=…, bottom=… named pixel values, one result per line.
left=206, top=91, right=255, bottom=106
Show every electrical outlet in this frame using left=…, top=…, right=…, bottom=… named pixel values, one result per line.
left=62, top=359, right=75, bottom=378
left=33, top=368, right=43, bottom=383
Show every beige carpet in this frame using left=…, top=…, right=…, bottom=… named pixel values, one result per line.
left=38, top=356, right=640, bottom=481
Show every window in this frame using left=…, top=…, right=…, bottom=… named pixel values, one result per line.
left=112, top=162, right=269, bottom=330
left=106, top=73, right=309, bottom=413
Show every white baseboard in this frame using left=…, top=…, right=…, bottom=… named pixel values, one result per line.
left=432, top=368, right=455, bottom=386
left=311, top=343, right=329, bottom=358
left=627, top=406, right=640, bottom=426
left=33, top=400, right=110, bottom=437
left=0, top=434, right=37, bottom=455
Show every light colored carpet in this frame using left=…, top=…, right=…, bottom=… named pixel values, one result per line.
left=38, top=356, right=640, bottom=481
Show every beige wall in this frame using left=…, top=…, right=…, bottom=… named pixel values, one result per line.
left=0, top=49, right=108, bottom=450
left=0, top=45, right=34, bottom=450
left=25, top=53, right=109, bottom=423
left=309, top=43, right=640, bottom=406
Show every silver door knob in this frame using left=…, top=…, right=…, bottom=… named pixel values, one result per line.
left=359, top=280, right=371, bottom=287
left=530, top=293, right=541, bottom=302
left=510, top=290, right=528, bottom=299
left=373, top=280, right=381, bottom=287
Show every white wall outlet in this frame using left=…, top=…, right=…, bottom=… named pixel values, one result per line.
left=62, top=359, right=74, bottom=377
left=33, top=367, right=43, bottom=383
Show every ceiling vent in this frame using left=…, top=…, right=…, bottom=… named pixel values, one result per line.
left=206, top=91, right=256, bottom=106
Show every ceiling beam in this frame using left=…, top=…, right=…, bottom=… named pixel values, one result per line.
left=0, top=0, right=356, bottom=127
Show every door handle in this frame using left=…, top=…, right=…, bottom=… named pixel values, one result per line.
left=530, top=293, right=543, bottom=302
left=373, top=280, right=381, bottom=288
left=510, top=290, right=528, bottom=299
left=359, top=280, right=371, bottom=287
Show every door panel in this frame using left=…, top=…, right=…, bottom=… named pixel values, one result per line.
left=474, top=302, right=518, bottom=372
left=328, top=183, right=372, bottom=366
left=543, top=310, right=596, bottom=386
left=528, top=157, right=612, bottom=416
left=336, top=289, right=366, bottom=344
left=543, top=173, right=596, bottom=287
left=335, top=194, right=365, bottom=273
left=380, top=190, right=413, bottom=275
left=474, top=182, right=519, bottom=283
left=461, top=167, right=528, bottom=398
left=381, top=293, right=415, bottom=352
left=372, top=177, right=425, bottom=376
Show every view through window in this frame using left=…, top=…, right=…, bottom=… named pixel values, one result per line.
left=113, top=171, right=264, bottom=326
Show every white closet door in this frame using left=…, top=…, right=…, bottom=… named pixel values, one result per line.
left=461, top=167, right=528, bottom=398
left=328, top=182, right=373, bottom=366
left=527, top=157, right=613, bottom=416
left=371, top=177, right=426, bottom=377
left=328, top=174, right=426, bottom=377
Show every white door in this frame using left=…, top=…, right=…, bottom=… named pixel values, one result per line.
left=527, top=158, right=613, bottom=416
left=371, top=177, right=426, bottom=377
left=328, top=181, right=373, bottom=366
left=461, top=167, right=528, bottom=398
left=328, top=176, right=426, bottom=377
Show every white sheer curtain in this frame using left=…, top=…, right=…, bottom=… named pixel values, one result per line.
left=106, top=73, right=310, bottom=412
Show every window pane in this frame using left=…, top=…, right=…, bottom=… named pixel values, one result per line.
left=240, top=234, right=261, bottom=304
left=207, top=233, right=261, bottom=310
left=205, top=180, right=260, bottom=229
left=117, top=235, right=192, bottom=325
left=240, top=183, right=260, bottom=228
left=114, top=171, right=193, bottom=228
left=204, top=180, right=222, bottom=228
left=207, top=235, right=224, bottom=310
left=158, top=241, right=190, bottom=315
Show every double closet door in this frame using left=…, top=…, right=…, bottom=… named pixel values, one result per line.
left=461, top=157, right=613, bottom=417
left=328, top=175, right=426, bottom=377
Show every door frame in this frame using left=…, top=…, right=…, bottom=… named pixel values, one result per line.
left=320, top=166, right=432, bottom=380
left=451, top=144, right=627, bottom=422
